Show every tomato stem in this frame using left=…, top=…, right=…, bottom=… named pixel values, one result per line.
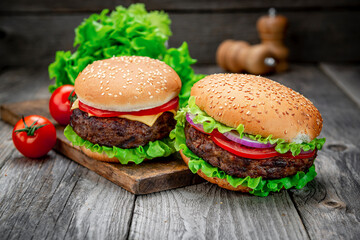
left=14, top=116, right=48, bottom=136
left=68, top=89, right=77, bottom=106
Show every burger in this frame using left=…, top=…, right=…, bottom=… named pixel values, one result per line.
left=172, top=74, right=325, bottom=196
left=64, top=56, right=182, bottom=164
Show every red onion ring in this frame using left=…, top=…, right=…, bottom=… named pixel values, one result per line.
left=222, top=131, right=276, bottom=148
left=186, top=113, right=275, bottom=149
left=186, top=113, right=206, bottom=132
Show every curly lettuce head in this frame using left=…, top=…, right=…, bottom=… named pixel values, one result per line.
left=49, top=3, right=204, bottom=107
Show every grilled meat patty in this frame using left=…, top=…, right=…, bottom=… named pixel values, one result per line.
left=184, top=122, right=316, bottom=179
left=70, top=108, right=176, bottom=148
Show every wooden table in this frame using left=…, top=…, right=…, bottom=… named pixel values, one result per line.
left=0, top=64, right=359, bottom=239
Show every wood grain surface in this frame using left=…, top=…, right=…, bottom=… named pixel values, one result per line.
left=0, top=64, right=359, bottom=239
left=1, top=4, right=360, bottom=68
left=272, top=65, right=360, bottom=239
left=1, top=0, right=359, bottom=12
left=320, top=63, right=360, bottom=108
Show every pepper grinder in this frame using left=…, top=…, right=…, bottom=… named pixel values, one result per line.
left=216, top=40, right=276, bottom=75
left=257, top=8, right=289, bottom=72
left=216, top=8, right=289, bottom=75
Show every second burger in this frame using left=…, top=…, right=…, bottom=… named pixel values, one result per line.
left=64, top=56, right=181, bottom=164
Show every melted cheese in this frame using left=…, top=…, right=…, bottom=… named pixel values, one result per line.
left=71, top=99, right=176, bottom=127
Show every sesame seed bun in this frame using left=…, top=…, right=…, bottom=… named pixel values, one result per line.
left=80, top=146, right=120, bottom=163
left=75, top=56, right=182, bottom=112
left=191, top=74, right=323, bottom=143
left=180, top=150, right=251, bottom=192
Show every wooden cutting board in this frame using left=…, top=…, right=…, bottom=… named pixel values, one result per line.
left=0, top=99, right=203, bottom=194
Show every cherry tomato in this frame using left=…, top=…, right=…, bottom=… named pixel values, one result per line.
left=211, top=135, right=315, bottom=160
left=78, top=97, right=179, bottom=117
left=12, top=115, right=57, bottom=158
left=49, top=85, right=76, bottom=125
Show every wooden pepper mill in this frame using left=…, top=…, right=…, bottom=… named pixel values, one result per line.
left=216, top=40, right=276, bottom=75
left=257, top=8, right=288, bottom=72
left=216, top=8, right=288, bottom=75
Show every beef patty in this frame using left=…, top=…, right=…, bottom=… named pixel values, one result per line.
left=184, top=122, right=316, bottom=179
left=70, top=108, right=176, bottom=148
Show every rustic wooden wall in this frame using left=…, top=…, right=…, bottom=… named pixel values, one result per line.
left=1, top=0, right=360, bottom=69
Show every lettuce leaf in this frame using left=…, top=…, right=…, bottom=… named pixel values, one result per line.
left=170, top=113, right=317, bottom=197
left=48, top=3, right=204, bottom=106
left=180, top=96, right=325, bottom=156
left=64, top=125, right=175, bottom=164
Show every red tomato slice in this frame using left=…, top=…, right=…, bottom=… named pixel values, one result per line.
left=211, top=135, right=281, bottom=159
left=190, top=123, right=208, bottom=134
left=211, top=135, right=315, bottom=159
left=79, top=97, right=179, bottom=117
left=284, top=150, right=316, bottom=159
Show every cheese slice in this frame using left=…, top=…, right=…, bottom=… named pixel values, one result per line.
left=71, top=99, right=177, bottom=127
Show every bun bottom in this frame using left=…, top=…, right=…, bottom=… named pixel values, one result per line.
left=180, top=150, right=251, bottom=192
left=80, top=146, right=120, bottom=163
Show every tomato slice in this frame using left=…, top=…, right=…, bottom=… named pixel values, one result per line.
left=211, top=134, right=316, bottom=159
left=79, top=97, right=179, bottom=117
left=190, top=122, right=208, bottom=134
left=211, top=135, right=281, bottom=159
left=284, top=150, right=316, bottom=159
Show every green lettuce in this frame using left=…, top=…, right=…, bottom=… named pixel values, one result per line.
left=48, top=3, right=204, bottom=106
left=170, top=112, right=317, bottom=197
left=180, top=96, right=325, bottom=156
left=64, top=125, right=175, bottom=164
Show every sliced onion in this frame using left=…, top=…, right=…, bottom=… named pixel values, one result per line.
left=223, top=131, right=276, bottom=148
left=186, top=113, right=275, bottom=149
left=186, top=113, right=206, bottom=132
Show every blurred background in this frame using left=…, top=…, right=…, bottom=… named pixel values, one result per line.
left=1, top=0, right=360, bottom=70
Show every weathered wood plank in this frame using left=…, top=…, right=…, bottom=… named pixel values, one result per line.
left=0, top=143, right=136, bottom=239
left=1, top=10, right=360, bottom=68
left=0, top=0, right=359, bottom=12
left=270, top=65, right=360, bottom=239
left=320, top=63, right=360, bottom=108
left=129, top=183, right=309, bottom=240
left=0, top=67, right=50, bottom=105
left=0, top=121, right=14, bottom=169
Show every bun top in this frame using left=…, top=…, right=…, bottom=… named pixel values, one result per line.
left=75, top=56, right=181, bottom=112
left=191, top=74, right=323, bottom=143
